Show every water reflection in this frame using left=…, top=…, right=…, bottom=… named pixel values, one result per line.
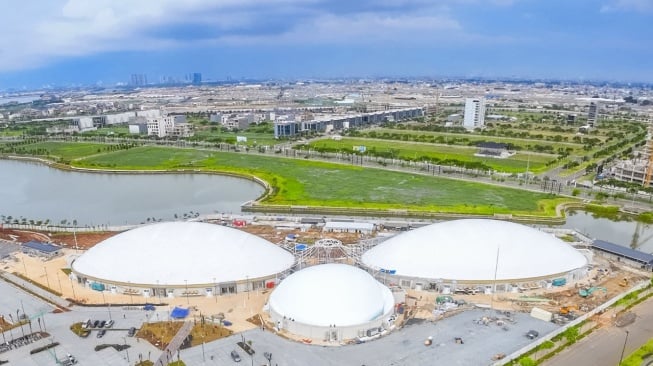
left=562, top=210, right=653, bottom=253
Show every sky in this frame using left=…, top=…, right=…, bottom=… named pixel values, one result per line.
left=0, top=0, right=652, bottom=88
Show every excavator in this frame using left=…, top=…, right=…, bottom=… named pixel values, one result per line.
left=579, top=287, right=607, bottom=298
left=559, top=305, right=578, bottom=315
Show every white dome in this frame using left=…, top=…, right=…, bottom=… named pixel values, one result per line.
left=268, top=264, right=395, bottom=327
left=362, top=219, right=587, bottom=281
left=72, top=222, right=294, bottom=286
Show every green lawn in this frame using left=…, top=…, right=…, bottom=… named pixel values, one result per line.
left=12, top=141, right=111, bottom=160
left=74, top=146, right=565, bottom=215
left=370, top=128, right=584, bottom=150
left=308, top=137, right=554, bottom=173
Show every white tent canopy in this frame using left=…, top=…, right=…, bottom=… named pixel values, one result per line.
left=72, top=221, right=294, bottom=286
left=269, top=264, right=394, bottom=327
left=362, top=219, right=588, bottom=282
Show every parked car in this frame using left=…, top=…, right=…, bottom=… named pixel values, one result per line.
left=92, top=320, right=100, bottom=328
left=104, top=320, right=114, bottom=328
left=99, top=320, right=106, bottom=328
left=526, top=330, right=539, bottom=339
left=81, top=319, right=91, bottom=329
left=127, top=327, right=136, bottom=337
left=97, top=329, right=106, bottom=338
left=230, top=350, right=241, bottom=362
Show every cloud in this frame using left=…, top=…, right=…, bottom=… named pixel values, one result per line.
left=601, top=0, right=653, bottom=12
left=0, top=0, right=521, bottom=73
left=218, top=12, right=462, bottom=45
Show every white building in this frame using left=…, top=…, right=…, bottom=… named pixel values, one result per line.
left=71, top=222, right=294, bottom=298
left=463, top=98, right=486, bottom=130
left=268, top=264, right=395, bottom=340
left=362, top=219, right=588, bottom=293
left=147, top=116, right=174, bottom=138
left=587, top=102, right=599, bottom=127
left=146, top=114, right=193, bottom=138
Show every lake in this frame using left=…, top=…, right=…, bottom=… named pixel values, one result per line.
left=0, top=159, right=264, bottom=226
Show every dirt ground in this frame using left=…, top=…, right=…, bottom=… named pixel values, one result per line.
left=0, top=228, right=119, bottom=250
left=1, top=222, right=364, bottom=250
left=237, top=223, right=368, bottom=245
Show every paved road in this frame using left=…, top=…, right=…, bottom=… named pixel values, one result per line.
left=544, top=297, right=653, bottom=366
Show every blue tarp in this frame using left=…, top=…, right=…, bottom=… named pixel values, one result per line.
left=170, top=307, right=190, bottom=319
left=143, top=304, right=155, bottom=311
left=295, top=244, right=308, bottom=251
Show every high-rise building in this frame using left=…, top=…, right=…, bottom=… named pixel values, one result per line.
left=192, top=73, right=202, bottom=85
left=587, top=102, right=599, bottom=127
left=463, top=98, right=485, bottom=130
left=130, top=74, right=147, bottom=86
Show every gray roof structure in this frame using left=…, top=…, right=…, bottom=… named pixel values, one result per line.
left=592, top=240, right=653, bottom=266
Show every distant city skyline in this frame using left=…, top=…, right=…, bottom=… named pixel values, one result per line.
left=0, top=0, right=652, bottom=88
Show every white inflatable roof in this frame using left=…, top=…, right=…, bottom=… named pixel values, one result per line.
left=362, top=219, right=587, bottom=281
left=72, top=222, right=294, bottom=286
left=268, top=264, right=395, bottom=327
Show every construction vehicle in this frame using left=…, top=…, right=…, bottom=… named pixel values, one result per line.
left=619, top=278, right=629, bottom=287
left=559, top=305, right=578, bottom=315
left=579, top=287, right=607, bottom=298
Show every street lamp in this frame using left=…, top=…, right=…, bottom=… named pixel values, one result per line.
left=619, top=330, right=630, bottom=365
left=184, top=280, right=189, bottom=306
left=101, top=291, right=112, bottom=321
left=157, top=280, right=162, bottom=304
left=43, top=266, right=51, bottom=289
left=69, top=276, right=77, bottom=301
left=213, top=277, right=217, bottom=303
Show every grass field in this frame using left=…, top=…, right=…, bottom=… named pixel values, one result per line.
left=12, top=141, right=111, bottom=160
left=73, top=146, right=565, bottom=215
left=369, top=128, right=584, bottom=150
left=308, top=137, right=554, bottom=173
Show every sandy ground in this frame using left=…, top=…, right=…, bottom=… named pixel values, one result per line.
left=2, top=249, right=270, bottom=334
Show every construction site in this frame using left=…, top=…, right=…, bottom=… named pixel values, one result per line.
left=608, top=119, right=653, bottom=187
left=0, top=218, right=650, bottom=344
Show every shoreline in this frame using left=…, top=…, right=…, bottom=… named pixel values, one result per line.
left=0, top=154, right=584, bottom=223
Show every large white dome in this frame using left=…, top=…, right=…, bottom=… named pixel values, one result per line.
left=268, top=264, right=395, bottom=327
left=72, top=222, right=294, bottom=286
left=362, top=219, right=588, bottom=282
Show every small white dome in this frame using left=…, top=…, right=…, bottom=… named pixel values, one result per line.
left=268, top=264, right=394, bottom=327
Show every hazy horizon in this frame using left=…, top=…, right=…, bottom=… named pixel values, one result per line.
left=1, top=0, right=652, bottom=88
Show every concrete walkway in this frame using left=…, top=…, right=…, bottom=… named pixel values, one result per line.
left=154, top=321, right=193, bottom=366
left=0, top=271, right=71, bottom=309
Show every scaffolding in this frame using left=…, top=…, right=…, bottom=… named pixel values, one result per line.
left=280, top=236, right=388, bottom=271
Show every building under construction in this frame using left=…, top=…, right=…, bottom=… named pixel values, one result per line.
left=610, top=120, right=653, bottom=187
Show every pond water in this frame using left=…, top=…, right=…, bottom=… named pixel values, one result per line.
left=561, top=211, right=653, bottom=253
left=0, top=159, right=264, bottom=226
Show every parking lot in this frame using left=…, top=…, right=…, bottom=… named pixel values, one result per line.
left=176, top=309, right=559, bottom=366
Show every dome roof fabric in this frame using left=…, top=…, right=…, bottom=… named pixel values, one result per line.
left=362, top=219, right=587, bottom=281
left=268, top=264, right=394, bottom=327
left=72, top=222, right=294, bottom=286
